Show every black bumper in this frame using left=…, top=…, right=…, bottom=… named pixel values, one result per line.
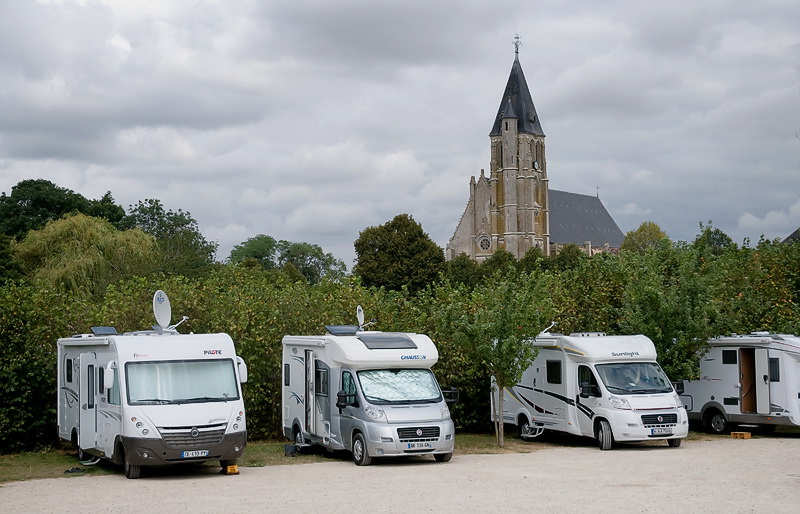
left=121, top=430, right=247, bottom=466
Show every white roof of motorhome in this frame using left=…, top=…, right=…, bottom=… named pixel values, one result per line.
left=282, top=331, right=439, bottom=369
left=533, top=333, right=658, bottom=361
left=57, top=332, right=237, bottom=361
left=708, top=333, right=800, bottom=354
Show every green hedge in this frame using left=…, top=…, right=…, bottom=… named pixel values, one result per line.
left=2, top=239, right=799, bottom=453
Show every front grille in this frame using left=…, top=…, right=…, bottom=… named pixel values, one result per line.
left=641, top=413, right=678, bottom=426
left=159, top=423, right=227, bottom=448
left=397, top=427, right=440, bottom=442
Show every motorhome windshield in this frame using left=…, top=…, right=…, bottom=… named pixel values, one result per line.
left=126, top=359, right=239, bottom=405
left=596, top=362, right=673, bottom=394
left=357, top=369, right=441, bottom=404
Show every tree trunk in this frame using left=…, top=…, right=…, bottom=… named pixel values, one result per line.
left=497, top=386, right=505, bottom=447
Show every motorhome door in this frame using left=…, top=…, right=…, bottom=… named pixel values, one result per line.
left=304, top=349, right=315, bottom=434
left=78, top=352, right=97, bottom=450
left=754, top=348, right=770, bottom=415
left=740, top=348, right=771, bottom=415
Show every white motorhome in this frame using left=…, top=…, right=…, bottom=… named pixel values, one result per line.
left=57, top=291, right=248, bottom=479
left=678, top=332, right=800, bottom=434
left=492, top=332, right=688, bottom=450
left=282, top=310, right=456, bottom=465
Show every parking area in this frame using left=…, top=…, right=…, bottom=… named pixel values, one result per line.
left=2, top=437, right=799, bottom=513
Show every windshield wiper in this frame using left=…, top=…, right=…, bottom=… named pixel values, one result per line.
left=365, top=395, right=391, bottom=402
left=174, top=396, right=228, bottom=403
left=136, top=398, right=174, bottom=404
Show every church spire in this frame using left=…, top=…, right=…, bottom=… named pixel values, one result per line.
left=489, top=36, right=544, bottom=137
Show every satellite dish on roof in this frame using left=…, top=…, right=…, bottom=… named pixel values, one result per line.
left=356, top=305, right=365, bottom=330
left=153, top=290, right=172, bottom=331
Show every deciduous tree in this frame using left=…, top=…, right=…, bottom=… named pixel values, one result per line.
left=354, top=214, right=444, bottom=293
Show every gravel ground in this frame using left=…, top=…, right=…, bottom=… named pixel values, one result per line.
left=1, top=437, right=799, bottom=513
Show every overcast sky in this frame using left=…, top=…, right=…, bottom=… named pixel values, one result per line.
left=1, top=1, right=798, bottom=267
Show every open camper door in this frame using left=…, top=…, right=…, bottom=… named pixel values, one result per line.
left=755, top=348, right=770, bottom=415
left=305, top=349, right=316, bottom=435
left=78, top=352, right=97, bottom=451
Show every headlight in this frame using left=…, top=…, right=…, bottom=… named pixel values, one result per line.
left=440, top=402, right=451, bottom=420
left=364, top=405, right=386, bottom=422
left=608, top=395, right=631, bottom=410
left=673, top=393, right=683, bottom=408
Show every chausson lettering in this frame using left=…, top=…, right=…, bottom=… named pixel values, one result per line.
left=401, top=355, right=427, bottom=360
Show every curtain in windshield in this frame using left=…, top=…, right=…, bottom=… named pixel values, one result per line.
left=126, top=359, right=239, bottom=404
left=357, top=369, right=440, bottom=403
left=595, top=362, right=672, bottom=394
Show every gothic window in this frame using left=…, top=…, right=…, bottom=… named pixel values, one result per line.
left=477, top=235, right=491, bottom=251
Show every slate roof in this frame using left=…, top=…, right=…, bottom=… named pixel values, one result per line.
left=783, top=228, right=800, bottom=244
left=549, top=190, right=624, bottom=247
left=489, top=56, right=544, bottom=137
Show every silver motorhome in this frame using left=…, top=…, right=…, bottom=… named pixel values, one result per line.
left=679, top=332, right=800, bottom=433
left=57, top=291, right=248, bottom=478
left=282, top=312, right=455, bottom=465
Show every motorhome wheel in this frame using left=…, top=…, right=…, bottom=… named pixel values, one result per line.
left=705, top=410, right=728, bottom=434
left=434, top=452, right=452, bottom=462
left=352, top=433, right=372, bottom=466
left=667, top=438, right=682, bottom=448
left=518, top=417, right=544, bottom=440
left=124, top=453, right=141, bottom=479
left=597, top=419, right=613, bottom=451
left=293, top=426, right=304, bottom=445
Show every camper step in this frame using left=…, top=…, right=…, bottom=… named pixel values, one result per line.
left=731, top=431, right=751, bottom=439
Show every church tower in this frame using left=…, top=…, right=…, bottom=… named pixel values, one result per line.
left=447, top=38, right=550, bottom=261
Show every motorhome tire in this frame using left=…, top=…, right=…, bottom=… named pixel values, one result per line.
left=434, top=452, right=452, bottom=462
left=597, top=420, right=613, bottom=450
left=123, top=453, right=141, bottom=479
left=667, top=438, right=682, bottom=448
left=705, top=410, right=728, bottom=434
left=518, top=417, right=531, bottom=439
left=352, top=433, right=372, bottom=466
left=220, top=459, right=236, bottom=468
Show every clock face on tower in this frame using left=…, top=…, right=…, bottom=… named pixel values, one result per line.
left=533, top=160, right=539, bottom=170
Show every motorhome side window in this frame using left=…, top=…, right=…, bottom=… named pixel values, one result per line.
left=98, top=366, right=105, bottom=394
left=107, top=367, right=120, bottom=406
left=769, top=358, right=780, bottom=382
left=546, top=360, right=562, bottom=384
left=722, top=350, right=737, bottom=364
left=315, top=366, right=329, bottom=397
left=65, top=358, right=73, bottom=383
left=342, top=371, right=357, bottom=404
left=578, top=365, right=599, bottom=392
left=284, top=364, right=290, bottom=386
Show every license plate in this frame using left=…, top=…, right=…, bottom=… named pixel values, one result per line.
left=407, top=442, right=432, bottom=449
left=651, top=428, right=672, bottom=435
left=181, top=450, right=209, bottom=458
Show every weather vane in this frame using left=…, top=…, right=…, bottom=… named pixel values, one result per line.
left=513, top=34, right=522, bottom=57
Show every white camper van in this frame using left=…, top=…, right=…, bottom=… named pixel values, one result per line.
left=679, top=332, right=800, bottom=434
left=492, top=332, right=688, bottom=450
left=57, top=291, right=248, bottom=479
left=282, top=310, right=456, bottom=465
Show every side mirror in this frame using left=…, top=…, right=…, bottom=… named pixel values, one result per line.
left=236, top=356, right=248, bottom=383
left=336, top=391, right=355, bottom=409
left=671, top=381, right=684, bottom=395
left=580, top=382, right=599, bottom=398
left=442, top=387, right=459, bottom=404
left=104, top=361, right=116, bottom=390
